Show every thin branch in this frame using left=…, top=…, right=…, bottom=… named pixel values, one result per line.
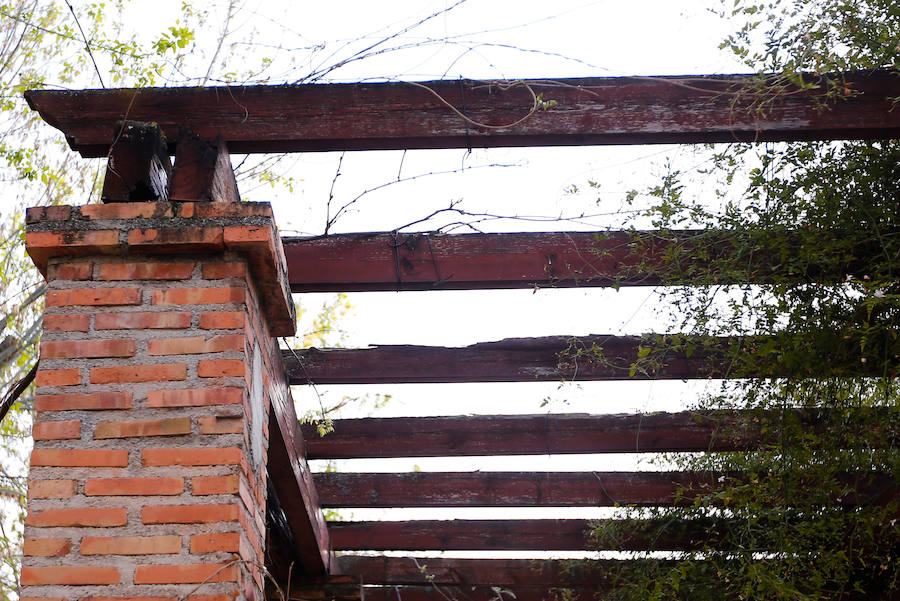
left=323, top=152, right=345, bottom=235
left=62, top=0, right=104, bottom=88
left=324, top=162, right=518, bottom=234
left=0, top=362, right=37, bottom=425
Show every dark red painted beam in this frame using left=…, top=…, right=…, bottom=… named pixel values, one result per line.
left=285, top=334, right=727, bottom=384
left=330, top=519, right=593, bottom=551
left=266, top=379, right=334, bottom=575
left=302, top=411, right=758, bottom=458
left=303, top=408, right=896, bottom=459
left=337, top=556, right=611, bottom=587
left=315, top=471, right=710, bottom=507
left=281, top=230, right=870, bottom=293
left=360, top=586, right=597, bottom=601
left=315, top=471, right=894, bottom=508
left=328, top=519, right=710, bottom=551
left=284, top=333, right=886, bottom=385
left=24, top=70, right=900, bottom=158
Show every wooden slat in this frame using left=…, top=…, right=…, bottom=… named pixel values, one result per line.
left=328, top=519, right=708, bottom=551
left=315, top=471, right=894, bottom=508
left=282, top=230, right=869, bottom=292
left=284, top=333, right=886, bottom=385
left=330, top=519, right=592, bottom=551
left=359, top=586, right=597, bottom=601
left=24, top=71, right=900, bottom=158
left=266, top=374, right=334, bottom=575
left=337, top=556, right=609, bottom=587
left=315, top=471, right=710, bottom=507
left=286, top=334, right=721, bottom=384
left=302, top=411, right=762, bottom=458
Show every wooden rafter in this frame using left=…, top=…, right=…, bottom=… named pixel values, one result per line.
left=281, top=230, right=875, bottom=292
left=284, top=333, right=887, bottom=385
left=24, top=70, right=900, bottom=158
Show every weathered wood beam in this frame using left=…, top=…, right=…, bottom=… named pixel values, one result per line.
left=168, top=129, right=241, bottom=202
left=284, top=333, right=886, bottom=385
left=303, top=408, right=896, bottom=459
left=329, top=519, right=594, bottom=551
left=25, top=70, right=900, bottom=158
left=328, top=519, right=711, bottom=551
left=266, top=379, right=334, bottom=575
left=314, top=471, right=893, bottom=508
left=100, top=121, right=172, bottom=202
left=315, top=471, right=710, bottom=507
left=286, top=335, right=712, bottom=384
left=336, top=556, right=611, bottom=587
left=359, top=586, right=597, bottom=601
left=303, top=411, right=762, bottom=458
left=282, top=230, right=870, bottom=292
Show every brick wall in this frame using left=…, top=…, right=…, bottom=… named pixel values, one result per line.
left=21, top=202, right=295, bottom=601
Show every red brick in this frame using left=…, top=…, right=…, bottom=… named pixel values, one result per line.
left=35, top=368, right=81, bottom=387
left=198, top=415, right=243, bottom=435
left=46, top=287, right=141, bottom=306
left=85, top=477, right=184, bottom=496
left=32, top=420, right=80, bottom=440
left=90, top=363, right=186, bottom=384
left=26, top=204, right=72, bottom=223
left=99, top=261, right=195, bottom=280
left=153, top=287, right=244, bottom=306
left=23, top=537, right=71, bottom=556
left=95, top=311, right=191, bottom=330
left=149, top=334, right=244, bottom=355
left=20, top=597, right=67, bottom=601
left=148, top=387, right=243, bottom=408
left=224, top=225, right=271, bottom=245
left=31, top=449, right=128, bottom=467
left=192, top=475, right=239, bottom=495
left=41, top=338, right=135, bottom=359
left=49, top=261, right=93, bottom=280
left=80, top=202, right=173, bottom=220
left=191, top=203, right=272, bottom=219
left=26, top=229, right=119, bottom=253
left=133, top=563, right=236, bottom=584
left=185, top=596, right=235, bottom=601
left=80, top=535, right=181, bottom=555
left=94, top=417, right=191, bottom=439
left=202, top=262, right=246, bottom=280
left=128, top=226, right=224, bottom=250
left=34, top=391, right=132, bottom=411
left=43, top=313, right=90, bottom=331
left=142, top=447, right=242, bottom=467
left=142, top=504, right=239, bottom=524
left=26, top=507, right=127, bottom=527
left=198, top=311, right=244, bottom=329
left=28, top=479, right=76, bottom=499
left=190, top=532, right=240, bottom=553
left=20, top=565, right=120, bottom=585
left=198, top=359, right=244, bottom=378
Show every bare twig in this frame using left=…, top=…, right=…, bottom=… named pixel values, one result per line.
left=201, top=0, right=237, bottom=86
left=324, top=162, right=517, bottom=234
left=0, top=362, right=37, bottom=425
left=63, top=0, right=104, bottom=88
left=323, top=152, right=345, bottom=235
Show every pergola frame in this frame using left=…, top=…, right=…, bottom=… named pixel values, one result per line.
left=24, top=69, right=900, bottom=600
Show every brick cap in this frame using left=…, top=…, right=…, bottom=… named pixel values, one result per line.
left=25, top=201, right=296, bottom=336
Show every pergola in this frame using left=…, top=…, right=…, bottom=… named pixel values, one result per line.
left=23, top=69, right=900, bottom=600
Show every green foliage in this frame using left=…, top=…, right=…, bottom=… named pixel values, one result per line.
left=588, top=1, right=900, bottom=599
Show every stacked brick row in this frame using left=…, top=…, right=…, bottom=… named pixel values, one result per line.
left=21, top=202, right=295, bottom=601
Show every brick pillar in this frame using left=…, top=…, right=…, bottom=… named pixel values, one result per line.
left=20, top=202, right=295, bottom=601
